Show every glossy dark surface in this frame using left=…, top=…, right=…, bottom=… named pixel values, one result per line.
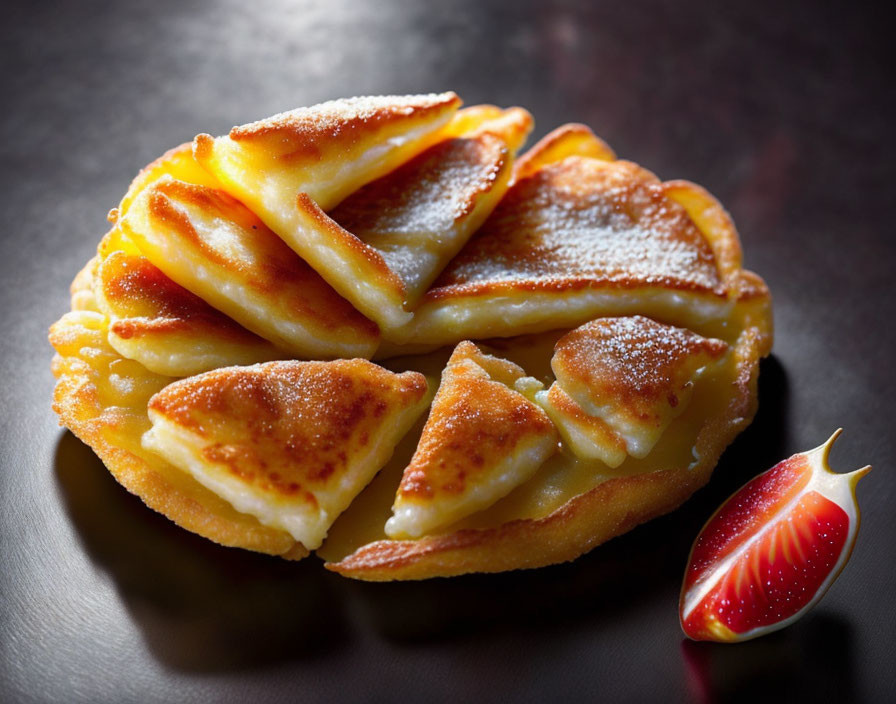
left=2, top=1, right=894, bottom=702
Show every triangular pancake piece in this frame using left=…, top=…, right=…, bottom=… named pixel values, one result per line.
left=324, top=106, right=533, bottom=327
left=119, top=176, right=380, bottom=359
left=402, top=155, right=736, bottom=346
left=194, top=93, right=461, bottom=212
left=385, top=341, right=557, bottom=539
left=542, top=316, right=728, bottom=459
left=49, top=310, right=308, bottom=559
left=142, top=360, right=429, bottom=550
left=96, top=251, right=280, bottom=376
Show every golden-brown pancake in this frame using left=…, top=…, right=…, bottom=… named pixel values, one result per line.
left=119, top=176, right=380, bottom=359
left=537, top=316, right=729, bottom=461
left=400, top=153, right=771, bottom=349
left=96, top=250, right=280, bottom=376
left=49, top=310, right=308, bottom=559
left=50, top=95, right=775, bottom=580
left=143, top=360, right=429, bottom=550
left=385, top=342, right=557, bottom=539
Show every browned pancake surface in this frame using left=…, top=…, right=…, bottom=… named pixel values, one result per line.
left=553, top=315, right=729, bottom=420
left=149, top=360, right=427, bottom=494
left=427, top=157, right=725, bottom=300
left=227, top=93, right=462, bottom=158
left=396, top=342, right=555, bottom=502
left=331, top=134, right=510, bottom=299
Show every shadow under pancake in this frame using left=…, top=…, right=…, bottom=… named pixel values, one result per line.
left=54, top=431, right=349, bottom=673
left=681, top=614, right=856, bottom=703
left=341, top=356, right=790, bottom=642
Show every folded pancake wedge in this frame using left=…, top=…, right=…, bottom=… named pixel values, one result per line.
left=197, top=104, right=530, bottom=334
left=401, top=150, right=771, bottom=349
left=324, top=325, right=764, bottom=581
left=49, top=310, right=308, bottom=559
left=194, top=93, right=461, bottom=213
left=143, top=360, right=429, bottom=550
left=329, top=107, right=533, bottom=323
left=537, top=316, right=728, bottom=461
left=96, top=251, right=280, bottom=376
left=385, top=342, right=557, bottom=539
left=119, top=176, right=379, bottom=359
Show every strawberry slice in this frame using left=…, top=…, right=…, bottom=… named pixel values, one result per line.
left=680, top=430, right=870, bottom=642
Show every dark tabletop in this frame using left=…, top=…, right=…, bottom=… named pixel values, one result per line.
left=2, top=1, right=894, bottom=702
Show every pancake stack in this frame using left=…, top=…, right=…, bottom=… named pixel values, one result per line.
left=50, top=93, right=772, bottom=580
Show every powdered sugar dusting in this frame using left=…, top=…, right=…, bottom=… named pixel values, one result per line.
left=430, top=158, right=724, bottom=295
left=230, top=93, right=459, bottom=143
left=555, top=316, right=728, bottom=404
left=331, top=134, right=507, bottom=298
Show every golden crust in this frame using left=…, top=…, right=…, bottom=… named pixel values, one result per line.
left=120, top=177, right=380, bottom=358
left=98, top=251, right=265, bottom=342
left=49, top=310, right=308, bottom=559
left=145, top=359, right=428, bottom=548
left=512, top=123, right=616, bottom=183
left=227, top=93, right=462, bottom=153
left=326, top=326, right=763, bottom=580
left=148, top=360, right=427, bottom=467
left=387, top=342, right=557, bottom=537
